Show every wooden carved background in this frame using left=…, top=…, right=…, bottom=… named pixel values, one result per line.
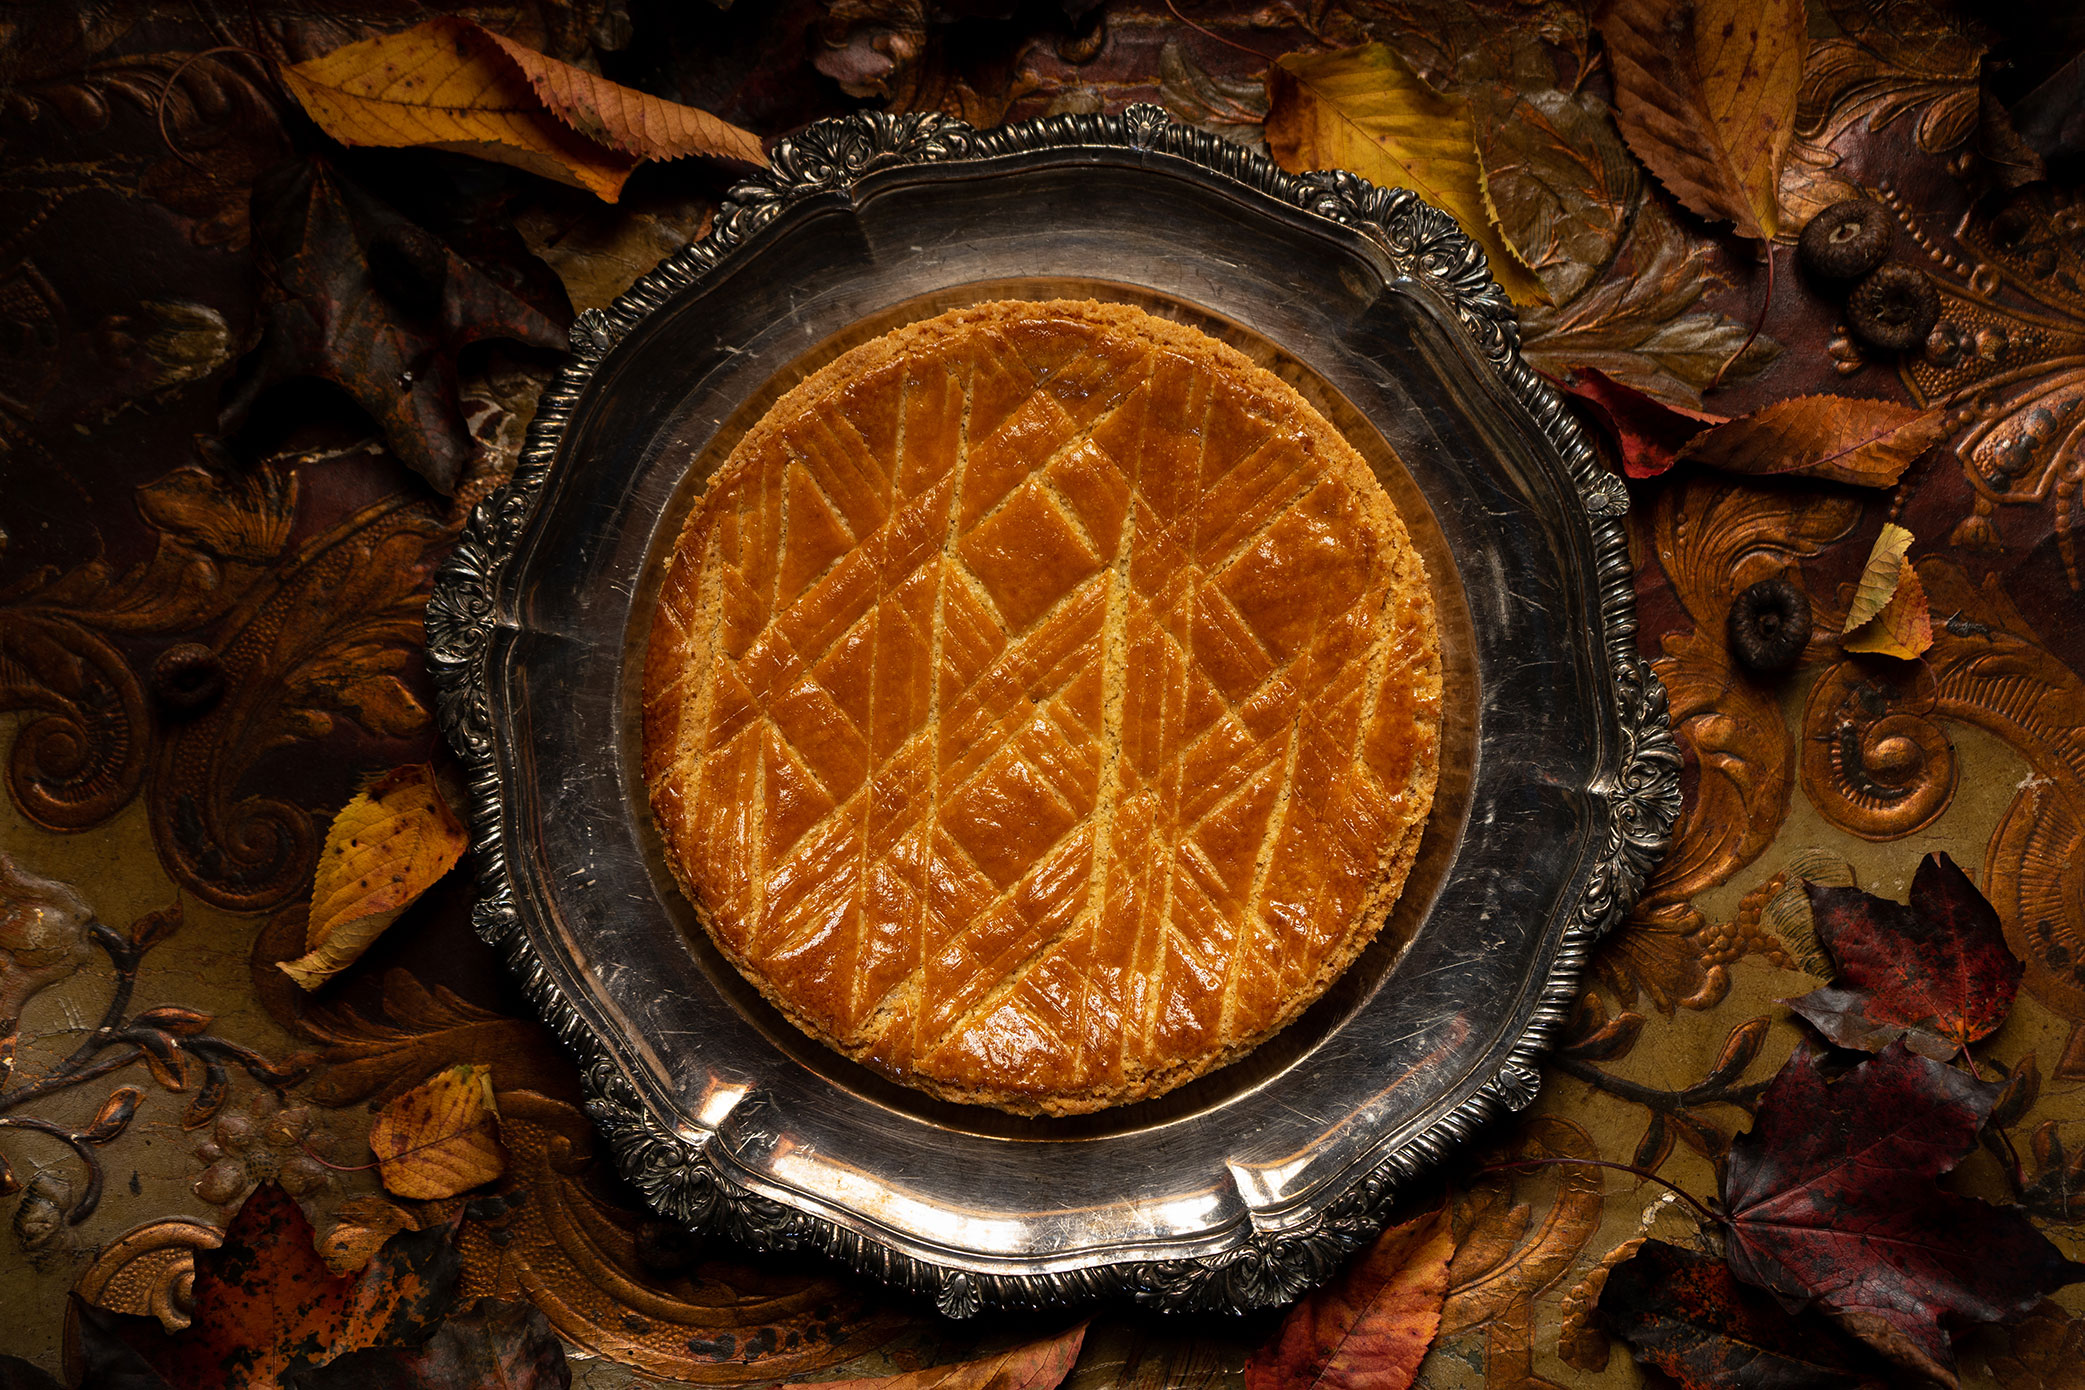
left=2, top=1, right=2082, bottom=1386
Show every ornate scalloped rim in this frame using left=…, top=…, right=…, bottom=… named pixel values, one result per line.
left=426, top=105, right=1681, bottom=1317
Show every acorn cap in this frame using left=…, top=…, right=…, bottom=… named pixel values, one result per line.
left=1847, top=264, right=1941, bottom=354
left=1729, top=578, right=1813, bottom=674
left=1800, top=199, right=1894, bottom=280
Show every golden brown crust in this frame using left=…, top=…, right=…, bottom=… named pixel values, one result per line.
left=642, top=299, right=1441, bottom=1114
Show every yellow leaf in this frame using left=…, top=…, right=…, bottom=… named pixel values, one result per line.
left=279, top=764, right=465, bottom=991
left=1597, top=0, right=1805, bottom=241
left=1845, top=561, right=1933, bottom=659
left=279, top=17, right=765, bottom=203
left=1843, top=522, right=1916, bottom=634
left=1265, top=44, right=1551, bottom=307
left=369, top=1064, right=505, bottom=1199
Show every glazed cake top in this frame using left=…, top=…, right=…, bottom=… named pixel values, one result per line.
left=641, top=298, right=1442, bottom=1114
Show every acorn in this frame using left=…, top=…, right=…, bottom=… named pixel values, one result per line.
left=1847, top=264, right=1940, bottom=353
left=1728, top=578, right=1812, bottom=674
left=1799, top=199, right=1893, bottom=280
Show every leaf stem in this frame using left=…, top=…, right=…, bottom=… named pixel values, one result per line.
left=1479, top=1155, right=1721, bottom=1226
left=1708, top=243, right=1775, bottom=393
left=1165, top=1, right=1267, bottom=60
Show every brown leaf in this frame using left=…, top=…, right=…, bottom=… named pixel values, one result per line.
left=223, top=156, right=568, bottom=494
left=1245, top=1202, right=1453, bottom=1390
left=317, top=1196, right=420, bottom=1276
left=1471, top=80, right=1642, bottom=304
left=280, top=17, right=764, bottom=203
left=281, top=765, right=467, bottom=992
left=369, top=1063, right=507, bottom=1199
left=1265, top=44, right=1551, bottom=306
left=1788, top=854, right=2022, bottom=1057
left=1674, top=396, right=1949, bottom=487
left=1596, top=0, right=1806, bottom=241
left=1519, top=200, right=1779, bottom=407
left=807, top=1322, right=1087, bottom=1389
left=1840, top=524, right=1932, bottom=659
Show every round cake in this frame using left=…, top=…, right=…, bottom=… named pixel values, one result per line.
left=641, top=299, right=1441, bottom=1114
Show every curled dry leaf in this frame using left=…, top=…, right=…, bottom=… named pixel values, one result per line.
left=1596, top=0, right=1805, bottom=241
left=1721, top=1043, right=2085, bottom=1385
left=224, top=156, right=568, bottom=494
left=280, top=17, right=765, bottom=203
left=1840, top=523, right=1931, bottom=659
left=280, top=765, right=467, bottom=992
left=1674, top=395, right=1950, bottom=487
left=1265, top=44, right=1550, bottom=306
left=1559, top=367, right=1725, bottom=478
left=806, top=1321, right=1086, bottom=1390
left=1246, top=1201, right=1454, bottom=1390
left=1788, top=853, right=2022, bottom=1058
left=1519, top=200, right=1779, bottom=408
left=369, top=1064, right=506, bottom=1200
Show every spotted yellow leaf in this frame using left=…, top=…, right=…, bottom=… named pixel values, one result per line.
left=279, top=764, right=466, bottom=991
left=369, top=1064, right=505, bottom=1200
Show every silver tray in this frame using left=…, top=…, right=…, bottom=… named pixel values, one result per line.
left=426, top=107, right=1680, bottom=1317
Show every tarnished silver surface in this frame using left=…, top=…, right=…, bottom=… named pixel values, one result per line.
left=426, top=106, right=1680, bottom=1317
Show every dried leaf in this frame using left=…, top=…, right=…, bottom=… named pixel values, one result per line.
left=1559, top=368, right=1725, bottom=478
left=1597, top=1239, right=1890, bottom=1388
left=369, top=1064, right=506, bottom=1199
left=281, top=17, right=763, bottom=203
left=317, top=1196, right=421, bottom=1276
left=90, top=1183, right=460, bottom=1389
left=1841, top=523, right=1915, bottom=632
left=1675, top=396, right=1949, bottom=487
left=1470, top=81, right=1642, bottom=304
left=281, top=765, right=467, bottom=992
left=284, top=1297, right=566, bottom=1390
left=1520, top=200, right=1779, bottom=407
left=1246, top=1202, right=1453, bottom=1390
left=1842, top=563, right=1932, bottom=658
left=1722, top=1043, right=2085, bottom=1384
left=1788, top=853, right=2022, bottom=1058
left=223, top=156, right=568, bottom=494
left=1596, top=0, right=1806, bottom=241
left=807, top=1322, right=1086, bottom=1389
left=1265, top=44, right=1551, bottom=306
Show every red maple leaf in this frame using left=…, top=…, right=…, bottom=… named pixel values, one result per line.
left=1787, top=853, right=2022, bottom=1058
left=1720, top=1043, right=2083, bottom=1386
left=84, top=1182, right=459, bottom=1388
